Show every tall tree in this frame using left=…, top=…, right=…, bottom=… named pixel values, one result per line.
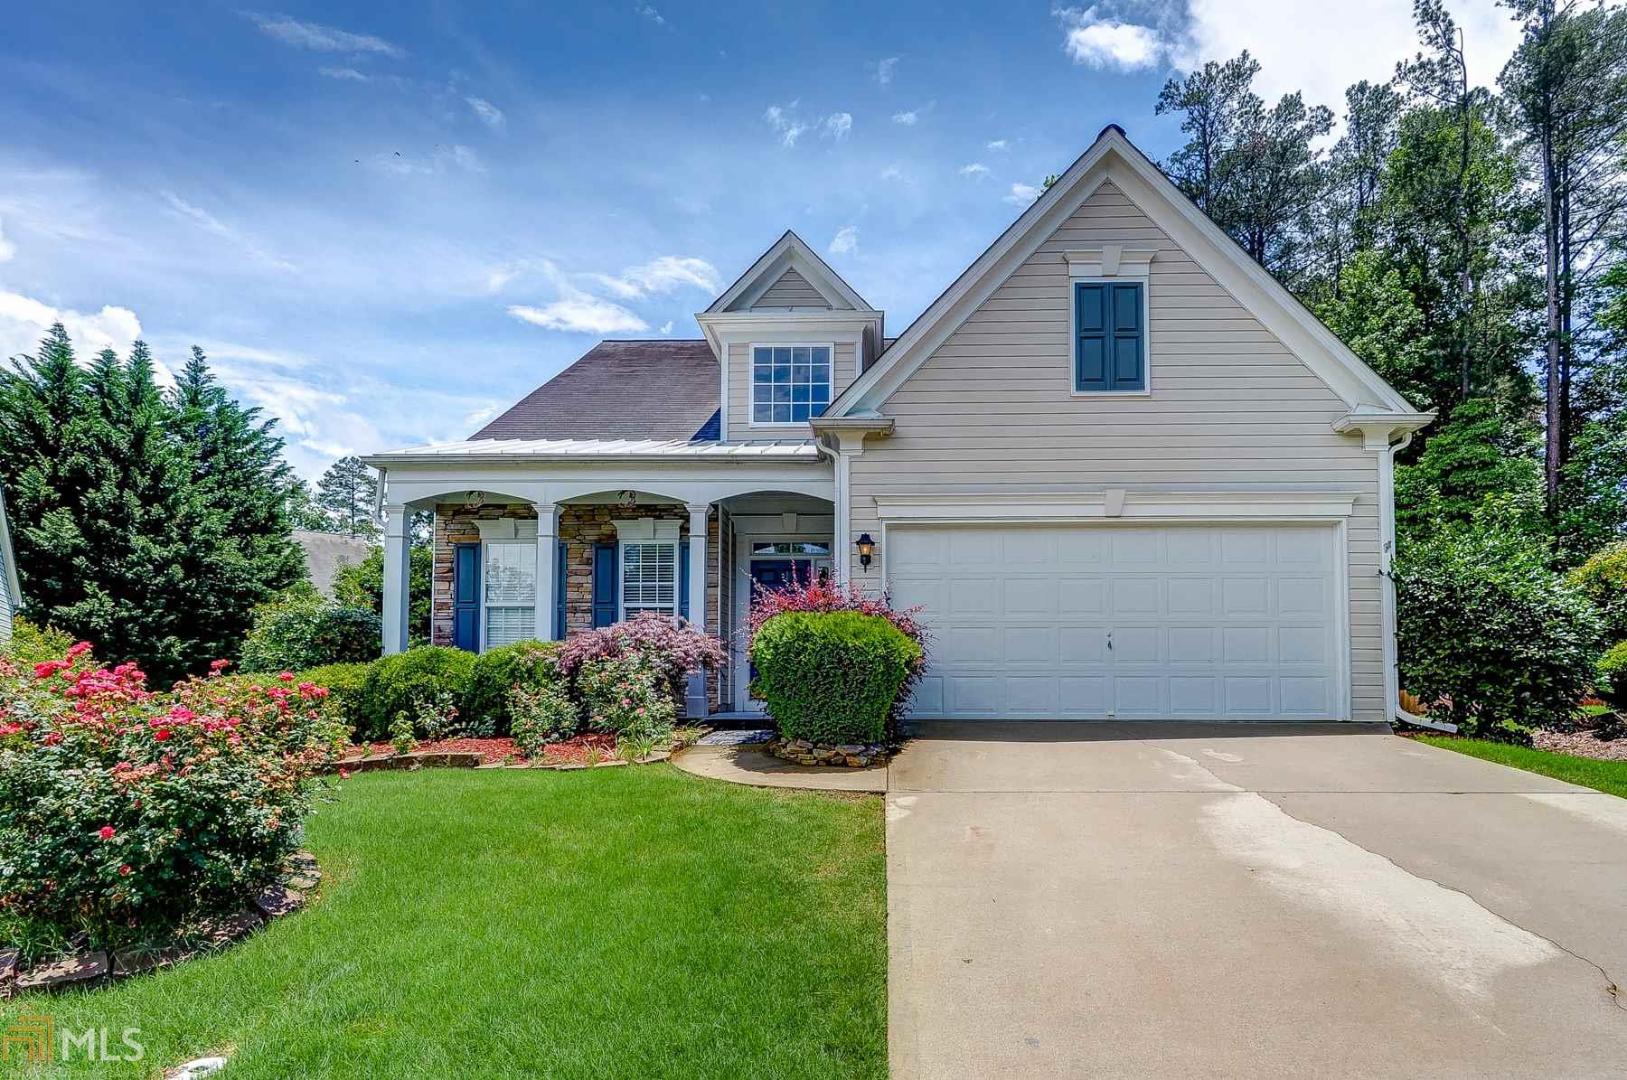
left=1156, top=53, right=1262, bottom=216
left=1500, top=0, right=1627, bottom=513
left=314, top=456, right=380, bottom=538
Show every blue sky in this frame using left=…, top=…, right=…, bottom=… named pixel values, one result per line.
left=0, top=1, right=1519, bottom=477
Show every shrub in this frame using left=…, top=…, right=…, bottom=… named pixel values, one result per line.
left=239, top=594, right=381, bottom=673
left=354, top=646, right=476, bottom=742
left=1598, top=641, right=1627, bottom=713
left=748, top=578, right=928, bottom=740
left=559, top=613, right=726, bottom=704
left=464, top=640, right=564, bottom=736
left=299, top=661, right=372, bottom=731
left=0, top=644, right=343, bottom=961
left=751, top=611, right=921, bottom=746
left=1568, top=541, right=1627, bottom=643
left=576, top=654, right=677, bottom=743
left=333, top=546, right=434, bottom=648
left=2, top=618, right=76, bottom=663
left=1395, top=526, right=1602, bottom=740
left=510, top=678, right=578, bottom=757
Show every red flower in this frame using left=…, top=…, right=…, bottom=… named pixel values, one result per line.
left=98, top=825, right=116, bottom=840
left=210, top=658, right=232, bottom=673
left=338, top=769, right=352, bottom=780
left=66, top=641, right=93, bottom=660
left=153, top=728, right=172, bottom=742
left=278, top=671, right=295, bottom=682
left=118, top=864, right=132, bottom=876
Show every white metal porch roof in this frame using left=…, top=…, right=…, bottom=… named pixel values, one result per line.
left=366, top=438, right=822, bottom=465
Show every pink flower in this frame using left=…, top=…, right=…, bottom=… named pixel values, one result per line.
left=338, top=769, right=352, bottom=780
left=210, top=659, right=232, bottom=673
left=34, top=660, right=69, bottom=679
left=98, top=825, right=116, bottom=840
left=278, top=672, right=295, bottom=682
left=66, top=641, right=93, bottom=660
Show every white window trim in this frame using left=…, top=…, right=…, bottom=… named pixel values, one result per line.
left=1065, top=245, right=1155, bottom=398
left=479, top=537, right=538, bottom=651
left=748, top=341, right=837, bottom=428
left=614, top=518, right=682, bottom=621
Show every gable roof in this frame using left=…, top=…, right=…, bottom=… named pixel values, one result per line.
left=706, top=230, right=875, bottom=313
left=830, top=125, right=1422, bottom=420
left=471, top=339, right=719, bottom=442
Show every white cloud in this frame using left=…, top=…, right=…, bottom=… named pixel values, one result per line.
left=635, top=3, right=666, bottom=25
left=247, top=13, right=404, bottom=58
left=764, top=104, right=809, bottom=147
left=821, top=112, right=853, bottom=140
left=161, top=192, right=297, bottom=272
left=875, top=56, right=900, bottom=85
left=880, top=164, right=904, bottom=181
left=1177, top=0, right=1521, bottom=113
left=508, top=298, right=648, bottom=334
left=318, top=66, right=369, bottom=81
left=658, top=320, right=674, bottom=335
left=466, top=96, right=505, bottom=129
left=958, top=162, right=990, bottom=178
left=0, top=289, right=143, bottom=364
left=892, top=110, right=919, bottom=126
left=829, top=225, right=858, bottom=256
left=986, top=139, right=1009, bottom=151
left=1004, top=182, right=1042, bottom=206
left=588, top=255, right=723, bottom=299
left=0, top=219, right=14, bottom=263
left=1055, top=5, right=1163, bottom=70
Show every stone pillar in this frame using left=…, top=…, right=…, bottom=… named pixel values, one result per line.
left=685, top=502, right=710, bottom=717
left=534, top=502, right=559, bottom=640
left=382, top=504, right=412, bottom=655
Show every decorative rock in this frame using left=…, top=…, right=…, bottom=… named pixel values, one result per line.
left=165, top=1055, right=229, bottom=1079
left=112, top=944, right=193, bottom=976
left=253, top=884, right=303, bottom=919
left=286, top=851, right=318, bottom=871
left=16, top=951, right=108, bottom=993
left=764, top=737, right=889, bottom=769
left=199, top=909, right=263, bottom=947
left=0, top=948, right=17, bottom=998
left=282, top=872, right=320, bottom=892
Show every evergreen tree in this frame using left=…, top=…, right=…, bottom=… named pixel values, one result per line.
left=314, top=456, right=380, bottom=538
left=286, top=478, right=337, bottom=531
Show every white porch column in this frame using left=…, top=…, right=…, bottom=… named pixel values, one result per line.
left=534, top=502, right=559, bottom=641
left=381, top=504, right=411, bottom=655
left=685, top=502, right=710, bottom=717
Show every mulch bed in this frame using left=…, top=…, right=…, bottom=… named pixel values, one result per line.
left=341, top=733, right=617, bottom=767
left=1532, top=728, right=1627, bottom=762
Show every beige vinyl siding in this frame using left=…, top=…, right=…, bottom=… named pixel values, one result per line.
left=752, top=268, right=831, bottom=309
left=726, top=340, right=857, bottom=443
left=847, top=179, right=1387, bottom=721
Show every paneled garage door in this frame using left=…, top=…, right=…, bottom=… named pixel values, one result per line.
left=887, top=524, right=1344, bottom=720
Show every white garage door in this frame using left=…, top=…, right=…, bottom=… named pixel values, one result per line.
left=888, top=524, right=1343, bottom=720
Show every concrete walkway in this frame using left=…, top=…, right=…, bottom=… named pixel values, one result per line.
left=888, top=722, right=1627, bottom=1079
left=670, top=744, right=888, bottom=793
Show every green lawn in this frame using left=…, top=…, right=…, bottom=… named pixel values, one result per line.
left=12, top=767, right=887, bottom=1079
left=1417, top=736, right=1627, bottom=798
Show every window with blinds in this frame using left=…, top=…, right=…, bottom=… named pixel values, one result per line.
left=483, top=540, right=535, bottom=647
left=621, top=541, right=677, bottom=617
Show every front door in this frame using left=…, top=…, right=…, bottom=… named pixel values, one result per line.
left=745, top=558, right=821, bottom=710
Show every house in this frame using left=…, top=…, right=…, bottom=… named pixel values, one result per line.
left=364, top=125, right=1432, bottom=722
left=293, top=529, right=376, bottom=599
left=0, top=483, right=20, bottom=648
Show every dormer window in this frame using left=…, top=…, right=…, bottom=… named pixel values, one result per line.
left=751, top=344, right=832, bottom=424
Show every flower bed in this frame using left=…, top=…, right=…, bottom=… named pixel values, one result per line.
left=340, top=733, right=622, bottom=767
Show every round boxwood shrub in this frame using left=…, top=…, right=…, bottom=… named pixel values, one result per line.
left=1396, top=527, right=1602, bottom=740
left=300, top=661, right=374, bottom=732
left=463, top=640, right=565, bottom=736
left=751, top=611, right=922, bottom=746
left=1, top=618, right=75, bottom=663
left=239, top=595, right=381, bottom=673
left=1568, top=541, right=1627, bottom=644
left=354, top=646, right=476, bottom=742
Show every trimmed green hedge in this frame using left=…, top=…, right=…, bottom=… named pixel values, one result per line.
left=463, top=640, right=565, bottom=736
left=239, top=595, right=381, bottom=673
left=751, top=612, right=920, bottom=746
left=1569, top=541, right=1627, bottom=643
left=354, top=646, right=477, bottom=742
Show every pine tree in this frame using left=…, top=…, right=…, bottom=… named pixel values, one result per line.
left=314, top=456, right=380, bottom=538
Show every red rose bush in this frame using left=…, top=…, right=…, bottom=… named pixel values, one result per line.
left=0, top=644, right=344, bottom=959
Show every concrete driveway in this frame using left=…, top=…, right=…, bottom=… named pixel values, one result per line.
left=886, top=723, right=1627, bottom=1079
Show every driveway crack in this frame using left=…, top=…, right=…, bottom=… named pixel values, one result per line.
left=1256, top=792, right=1626, bottom=1014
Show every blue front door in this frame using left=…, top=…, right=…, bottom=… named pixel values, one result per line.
left=749, top=559, right=815, bottom=594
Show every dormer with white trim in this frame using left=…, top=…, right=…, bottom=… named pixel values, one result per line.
left=697, top=230, right=884, bottom=443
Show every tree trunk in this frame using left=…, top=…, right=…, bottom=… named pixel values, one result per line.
left=1542, top=94, right=1563, bottom=512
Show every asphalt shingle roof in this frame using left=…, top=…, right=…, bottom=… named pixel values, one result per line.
left=471, top=339, right=719, bottom=442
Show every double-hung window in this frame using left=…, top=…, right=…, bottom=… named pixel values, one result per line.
left=617, top=519, right=680, bottom=618
left=1074, top=281, right=1146, bottom=393
left=483, top=540, right=536, bottom=647
left=752, top=345, right=832, bottom=424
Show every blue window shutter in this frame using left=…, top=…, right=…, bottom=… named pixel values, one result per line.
left=592, top=542, right=618, bottom=627
left=451, top=543, right=480, bottom=652
left=678, top=539, right=690, bottom=621
left=1074, top=281, right=1145, bottom=392
left=554, top=540, right=568, bottom=639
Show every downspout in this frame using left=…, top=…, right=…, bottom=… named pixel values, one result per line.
left=813, top=436, right=851, bottom=588
left=1379, top=431, right=1457, bottom=733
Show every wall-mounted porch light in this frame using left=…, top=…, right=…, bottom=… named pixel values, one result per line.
left=855, top=533, right=876, bottom=569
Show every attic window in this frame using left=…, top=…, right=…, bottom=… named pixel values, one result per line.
left=751, top=345, right=831, bottom=424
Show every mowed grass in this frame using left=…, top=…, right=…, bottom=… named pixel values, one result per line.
left=1417, top=735, right=1627, bottom=799
left=15, top=766, right=887, bottom=1079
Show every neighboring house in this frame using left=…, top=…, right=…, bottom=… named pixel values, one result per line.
left=293, top=529, right=376, bottom=599
left=365, top=126, right=1431, bottom=722
left=0, top=483, right=21, bottom=648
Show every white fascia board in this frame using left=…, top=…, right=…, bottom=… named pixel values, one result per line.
left=873, top=490, right=1360, bottom=524
left=706, top=231, right=874, bottom=314
left=833, top=128, right=1422, bottom=416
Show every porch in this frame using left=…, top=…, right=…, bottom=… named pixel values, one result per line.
left=366, top=438, right=838, bottom=717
